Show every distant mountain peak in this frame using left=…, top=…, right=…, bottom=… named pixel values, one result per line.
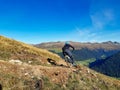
left=102, top=41, right=120, bottom=45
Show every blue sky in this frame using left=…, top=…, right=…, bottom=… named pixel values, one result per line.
left=0, top=0, right=120, bottom=44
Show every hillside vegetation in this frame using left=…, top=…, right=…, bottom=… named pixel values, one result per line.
left=89, top=51, right=120, bottom=78
left=0, top=36, right=120, bottom=90
left=0, top=60, right=120, bottom=90
left=0, top=36, right=64, bottom=65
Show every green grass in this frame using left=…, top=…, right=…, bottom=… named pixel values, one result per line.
left=49, top=48, right=62, bottom=53
left=76, top=58, right=96, bottom=66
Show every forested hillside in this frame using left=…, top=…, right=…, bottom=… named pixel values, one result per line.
left=89, top=51, right=120, bottom=78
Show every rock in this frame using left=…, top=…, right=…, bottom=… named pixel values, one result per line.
left=0, top=84, right=2, bottom=90
left=28, top=61, right=32, bottom=64
left=9, top=59, right=23, bottom=65
left=34, top=79, right=43, bottom=90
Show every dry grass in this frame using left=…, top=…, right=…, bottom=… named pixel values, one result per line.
left=0, top=60, right=120, bottom=90
left=0, top=60, right=35, bottom=90
left=0, top=36, right=64, bottom=65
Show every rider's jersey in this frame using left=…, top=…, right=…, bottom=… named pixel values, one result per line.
left=62, top=44, right=74, bottom=52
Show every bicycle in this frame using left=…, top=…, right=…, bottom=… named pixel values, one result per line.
left=64, top=54, right=73, bottom=67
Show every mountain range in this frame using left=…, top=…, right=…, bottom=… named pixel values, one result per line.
left=34, top=41, right=120, bottom=65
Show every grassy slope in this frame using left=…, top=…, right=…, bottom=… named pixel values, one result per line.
left=0, top=36, right=64, bottom=65
left=0, top=60, right=120, bottom=90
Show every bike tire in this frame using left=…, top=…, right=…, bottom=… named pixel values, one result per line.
left=65, top=55, right=72, bottom=67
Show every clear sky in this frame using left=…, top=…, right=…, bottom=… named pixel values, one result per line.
left=0, top=0, right=120, bottom=44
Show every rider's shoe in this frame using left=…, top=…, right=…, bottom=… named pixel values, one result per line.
left=72, top=63, right=77, bottom=67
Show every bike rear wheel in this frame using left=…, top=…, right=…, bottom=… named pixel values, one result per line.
left=65, top=55, right=72, bottom=67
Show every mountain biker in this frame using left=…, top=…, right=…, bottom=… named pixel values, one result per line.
left=62, top=41, right=75, bottom=65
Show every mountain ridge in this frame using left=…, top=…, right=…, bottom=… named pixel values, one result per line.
left=89, top=51, right=120, bottom=78
left=34, top=41, right=120, bottom=61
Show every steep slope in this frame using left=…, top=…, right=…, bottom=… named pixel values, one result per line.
left=34, top=41, right=120, bottom=64
left=0, top=36, right=64, bottom=65
left=0, top=60, right=120, bottom=90
left=89, top=51, right=120, bottom=78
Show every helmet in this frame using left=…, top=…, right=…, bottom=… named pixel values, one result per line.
left=65, top=41, right=70, bottom=45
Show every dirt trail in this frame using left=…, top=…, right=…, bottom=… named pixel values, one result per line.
left=31, top=64, right=78, bottom=84
left=0, top=60, right=79, bottom=84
